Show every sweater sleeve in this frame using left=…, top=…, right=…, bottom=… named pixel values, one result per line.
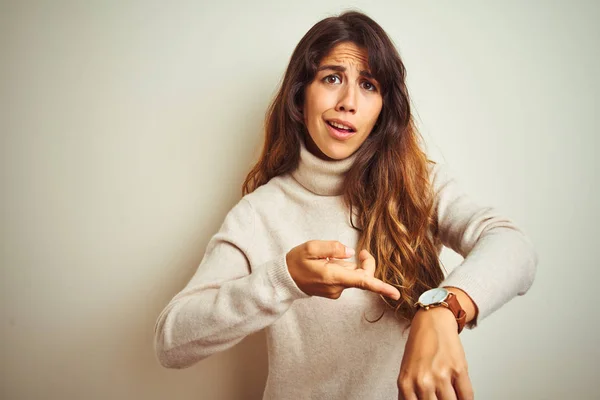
left=153, top=198, right=310, bottom=369
left=431, top=164, right=538, bottom=329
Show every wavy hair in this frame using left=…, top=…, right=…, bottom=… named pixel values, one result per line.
left=242, top=10, right=445, bottom=323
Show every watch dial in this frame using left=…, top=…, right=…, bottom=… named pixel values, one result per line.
left=433, top=290, right=446, bottom=302
left=418, top=288, right=449, bottom=306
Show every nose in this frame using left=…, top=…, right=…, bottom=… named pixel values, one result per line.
left=335, top=84, right=357, bottom=114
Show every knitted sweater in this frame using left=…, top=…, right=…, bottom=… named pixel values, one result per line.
left=154, top=139, right=538, bottom=400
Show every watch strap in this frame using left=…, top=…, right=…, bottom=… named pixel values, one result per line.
left=444, top=292, right=467, bottom=334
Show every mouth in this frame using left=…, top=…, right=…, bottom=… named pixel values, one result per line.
left=325, top=119, right=357, bottom=140
left=325, top=119, right=356, bottom=133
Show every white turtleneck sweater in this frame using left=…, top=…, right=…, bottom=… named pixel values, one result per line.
left=153, top=139, right=538, bottom=400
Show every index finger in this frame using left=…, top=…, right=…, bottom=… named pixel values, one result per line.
left=331, top=267, right=400, bottom=300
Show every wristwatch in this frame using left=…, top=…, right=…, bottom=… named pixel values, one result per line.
left=415, top=287, right=467, bottom=333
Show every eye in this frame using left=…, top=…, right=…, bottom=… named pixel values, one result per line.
left=361, top=81, right=377, bottom=92
left=323, top=74, right=341, bottom=84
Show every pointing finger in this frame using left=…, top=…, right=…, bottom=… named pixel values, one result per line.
left=327, top=259, right=358, bottom=270
left=330, top=266, right=400, bottom=300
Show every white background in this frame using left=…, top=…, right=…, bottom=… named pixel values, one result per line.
left=1, top=1, right=598, bottom=399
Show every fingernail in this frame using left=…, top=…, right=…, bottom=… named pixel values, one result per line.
left=345, top=247, right=355, bottom=257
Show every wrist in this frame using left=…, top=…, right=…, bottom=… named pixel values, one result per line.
left=415, top=303, right=457, bottom=323
left=414, top=288, right=467, bottom=333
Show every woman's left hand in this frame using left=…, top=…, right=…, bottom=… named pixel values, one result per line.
left=397, top=307, right=474, bottom=400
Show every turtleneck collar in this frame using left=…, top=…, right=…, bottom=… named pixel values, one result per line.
left=291, top=138, right=358, bottom=196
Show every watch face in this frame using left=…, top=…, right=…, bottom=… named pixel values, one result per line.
left=418, top=288, right=449, bottom=306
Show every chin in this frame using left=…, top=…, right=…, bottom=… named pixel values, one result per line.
left=318, top=140, right=356, bottom=160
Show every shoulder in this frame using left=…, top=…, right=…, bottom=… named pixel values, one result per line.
left=218, top=176, right=289, bottom=229
left=212, top=175, right=296, bottom=249
left=241, top=174, right=293, bottom=213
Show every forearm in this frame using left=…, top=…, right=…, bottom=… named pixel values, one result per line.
left=432, top=164, right=538, bottom=327
left=155, top=254, right=309, bottom=368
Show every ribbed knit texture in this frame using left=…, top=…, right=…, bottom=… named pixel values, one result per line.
left=154, top=139, right=538, bottom=399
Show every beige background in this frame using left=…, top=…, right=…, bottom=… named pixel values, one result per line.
left=1, top=1, right=598, bottom=399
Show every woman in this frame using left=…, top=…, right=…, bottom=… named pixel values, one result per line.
left=154, top=10, right=537, bottom=400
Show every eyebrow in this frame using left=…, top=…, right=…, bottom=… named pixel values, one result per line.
left=316, top=64, right=376, bottom=81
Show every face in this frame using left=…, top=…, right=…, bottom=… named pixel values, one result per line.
left=302, top=41, right=383, bottom=160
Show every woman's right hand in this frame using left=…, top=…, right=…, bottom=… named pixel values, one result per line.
left=286, top=240, right=401, bottom=300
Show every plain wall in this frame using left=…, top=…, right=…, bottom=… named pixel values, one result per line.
left=1, top=1, right=598, bottom=399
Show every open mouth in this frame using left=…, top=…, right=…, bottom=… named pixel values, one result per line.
left=326, top=120, right=356, bottom=133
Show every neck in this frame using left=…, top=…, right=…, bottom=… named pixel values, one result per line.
left=291, top=137, right=358, bottom=196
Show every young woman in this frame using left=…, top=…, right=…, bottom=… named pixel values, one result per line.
left=154, top=10, right=537, bottom=400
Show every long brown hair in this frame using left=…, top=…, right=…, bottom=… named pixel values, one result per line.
left=242, top=10, right=445, bottom=323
